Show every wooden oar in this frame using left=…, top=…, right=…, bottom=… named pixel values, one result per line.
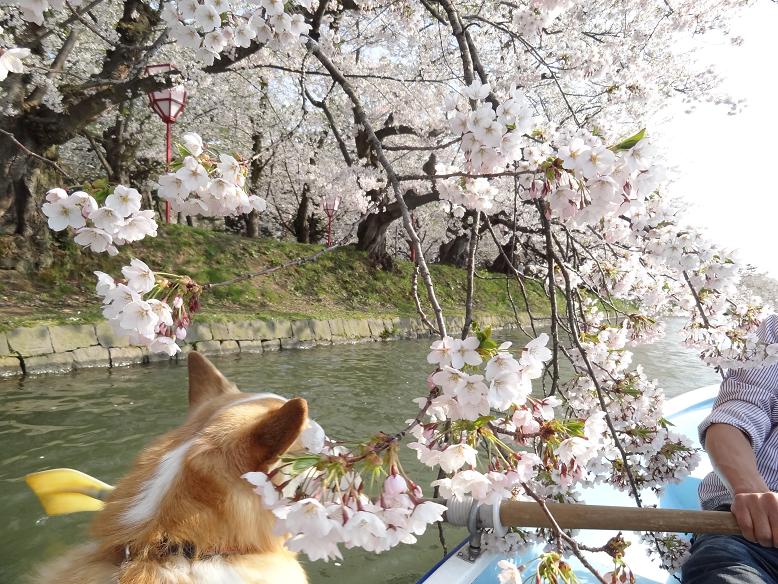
left=26, top=469, right=741, bottom=535
left=444, top=497, right=741, bottom=535
left=499, top=500, right=740, bottom=534
left=25, top=468, right=114, bottom=516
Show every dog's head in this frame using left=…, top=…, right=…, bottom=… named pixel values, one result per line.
left=93, top=352, right=308, bottom=557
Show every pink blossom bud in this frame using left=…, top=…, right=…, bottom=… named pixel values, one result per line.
left=173, top=296, right=183, bottom=309
left=175, top=326, right=187, bottom=340
left=426, top=373, right=436, bottom=390
left=383, top=474, right=408, bottom=496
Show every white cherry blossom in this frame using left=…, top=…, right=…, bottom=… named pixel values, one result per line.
left=439, top=443, right=478, bottom=473
left=0, top=47, right=31, bottom=80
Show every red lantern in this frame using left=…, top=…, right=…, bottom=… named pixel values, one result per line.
left=145, top=64, right=188, bottom=224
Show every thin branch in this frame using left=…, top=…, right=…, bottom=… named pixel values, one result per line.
left=383, top=136, right=462, bottom=152
left=308, top=38, right=448, bottom=338
left=551, top=247, right=643, bottom=507
left=461, top=211, right=480, bottom=339
left=82, top=131, right=114, bottom=177
left=521, top=483, right=609, bottom=584
left=0, top=129, right=75, bottom=182
left=537, top=201, right=560, bottom=395
left=398, top=169, right=535, bottom=182
left=412, top=266, right=441, bottom=335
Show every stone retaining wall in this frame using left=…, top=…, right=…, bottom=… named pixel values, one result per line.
left=0, top=315, right=519, bottom=378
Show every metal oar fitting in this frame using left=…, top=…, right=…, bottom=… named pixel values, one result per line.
left=442, top=497, right=507, bottom=562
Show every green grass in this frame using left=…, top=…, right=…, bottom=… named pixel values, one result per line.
left=0, top=224, right=550, bottom=331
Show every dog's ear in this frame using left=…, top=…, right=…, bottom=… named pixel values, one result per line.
left=250, top=398, right=308, bottom=468
left=188, top=352, right=239, bottom=409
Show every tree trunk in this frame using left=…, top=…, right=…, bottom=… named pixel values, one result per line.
left=245, top=120, right=268, bottom=239
left=357, top=212, right=393, bottom=270
left=490, top=235, right=520, bottom=274
left=438, top=232, right=471, bottom=267
left=356, top=189, right=440, bottom=267
left=293, top=186, right=313, bottom=243
left=246, top=210, right=259, bottom=238
left=1, top=139, right=60, bottom=240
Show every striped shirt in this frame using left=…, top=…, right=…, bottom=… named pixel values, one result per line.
left=698, top=315, right=778, bottom=510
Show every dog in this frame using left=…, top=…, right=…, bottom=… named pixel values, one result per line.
left=33, top=352, right=309, bottom=584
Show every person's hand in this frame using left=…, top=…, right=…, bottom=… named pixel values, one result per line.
left=732, top=491, right=778, bottom=547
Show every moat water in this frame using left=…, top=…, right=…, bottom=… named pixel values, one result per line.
left=0, top=319, right=719, bottom=583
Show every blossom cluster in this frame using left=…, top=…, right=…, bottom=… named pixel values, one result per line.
left=640, top=532, right=692, bottom=573
left=161, top=0, right=313, bottom=65
left=42, top=187, right=157, bottom=254
left=93, top=260, right=202, bottom=355
left=156, top=132, right=267, bottom=218
left=633, top=197, right=778, bottom=368
left=242, top=421, right=446, bottom=562
left=14, top=0, right=84, bottom=25
left=410, top=331, right=610, bottom=506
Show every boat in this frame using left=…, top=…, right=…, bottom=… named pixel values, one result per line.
left=417, top=384, right=721, bottom=584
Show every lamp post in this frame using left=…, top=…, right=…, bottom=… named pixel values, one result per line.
left=145, top=64, right=187, bottom=224
left=323, top=193, right=341, bottom=247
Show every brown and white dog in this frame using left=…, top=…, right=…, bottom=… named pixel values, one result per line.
left=33, top=352, right=309, bottom=584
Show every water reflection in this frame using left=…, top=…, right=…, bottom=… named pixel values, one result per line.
left=0, top=319, right=719, bottom=583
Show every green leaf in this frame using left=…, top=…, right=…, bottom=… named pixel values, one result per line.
left=610, top=128, right=646, bottom=151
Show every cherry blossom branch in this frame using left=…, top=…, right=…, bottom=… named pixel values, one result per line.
left=521, top=483, right=609, bottom=584
left=308, top=38, right=448, bottom=338
left=682, top=270, right=713, bottom=329
left=461, top=211, right=480, bottom=339
left=434, top=0, right=475, bottom=85
left=27, top=28, right=79, bottom=108
left=383, top=136, right=462, bottom=152
left=482, top=215, right=536, bottom=337
left=537, top=202, right=561, bottom=395
left=0, top=129, right=75, bottom=183
left=82, top=130, right=116, bottom=177
left=682, top=270, right=726, bottom=379
left=234, top=62, right=461, bottom=84
left=26, top=0, right=106, bottom=44
left=465, top=15, right=582, bottom=127
left=303, top=86, right=354, bottom=166
left=412, top=266, right=442, bottom=336
left=397, top=170, right=535, bottom=182
left=552, top=248, right=644, bottom=507
left=64, top=0, right=118, bottom=47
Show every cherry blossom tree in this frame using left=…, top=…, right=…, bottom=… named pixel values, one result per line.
left=7, top=0, right=778, bottom=580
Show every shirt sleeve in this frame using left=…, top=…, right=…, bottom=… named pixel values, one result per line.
left=699, top=315, right=778, bottom=454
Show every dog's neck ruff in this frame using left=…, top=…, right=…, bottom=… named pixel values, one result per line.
left=115, top=541, right=253, bottom=584
left=118, top=540, right=246, bottom=564
left=122, top=392, right=287, bottom=526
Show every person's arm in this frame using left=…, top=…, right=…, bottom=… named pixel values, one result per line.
left=698, top=315, right=778, bottom=546
left=705, top=423, right=778, bottom=547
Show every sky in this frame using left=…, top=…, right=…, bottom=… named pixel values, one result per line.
left=653, top=0, right=778, bottom=276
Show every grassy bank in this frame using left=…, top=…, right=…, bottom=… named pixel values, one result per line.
left=0, top=225, right=548, bottom=331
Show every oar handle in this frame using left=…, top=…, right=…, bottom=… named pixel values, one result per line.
left=499, top=501, right=741, bottom=535
left=442, top=497, right=741, bottom=535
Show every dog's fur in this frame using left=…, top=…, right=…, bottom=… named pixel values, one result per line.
left=33, top=352, right=309, bottom=584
